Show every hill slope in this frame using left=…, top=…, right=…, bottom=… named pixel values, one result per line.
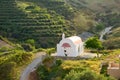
left=0, top=0, right=120, bottom=48
left=103, top=27, right=120, bottom=49
left=66, top=0, right=120, bottom=13
left=0, top=0, right=72, bottom=48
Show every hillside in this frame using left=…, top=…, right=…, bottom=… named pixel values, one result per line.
left=0, top=40, right=11, bottom=48
left=36, top=49, right=120, bottom=80
left=66, top=0, right=120, bottom=13
left=0, top=0, right=120, bottom=48
left=0, top=36, right=14, bottom=49
left=67, top=0, right=120, bottom=26
left=103, top=27, right=120, bottom=49
left=0, top=0, right=73, bottom=48
left=0, top=1, right=120, bottom=80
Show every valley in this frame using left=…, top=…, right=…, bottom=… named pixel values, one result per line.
left=0, top=0, right=120, bottom=80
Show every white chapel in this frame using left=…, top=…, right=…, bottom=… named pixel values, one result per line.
left=57, top=33, right=84, bottom=57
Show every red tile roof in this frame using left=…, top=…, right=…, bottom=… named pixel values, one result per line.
left=62, top=43, right=71, bottom=48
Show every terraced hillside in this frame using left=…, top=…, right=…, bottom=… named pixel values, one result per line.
left=0, top=0, right=72, bottom=48
left=20, top=0, right=75, bottom=19
left=0, top=0, right=120, bottom=48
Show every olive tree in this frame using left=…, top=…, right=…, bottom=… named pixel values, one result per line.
left=85, top=37, right=103, bottom=57
left=85, top=37, right=103, bottom=49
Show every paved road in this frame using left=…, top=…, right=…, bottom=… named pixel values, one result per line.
left=100, top=26, right=113, bottom=41
left=20, top=52, right=46, bottom=80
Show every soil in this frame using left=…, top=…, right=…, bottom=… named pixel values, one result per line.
left=28, top=70, right=39, bottom=80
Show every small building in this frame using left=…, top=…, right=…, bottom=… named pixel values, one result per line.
left=57, top=33, right=84, bottom=57
left=107, top=55, right=120, bottom=79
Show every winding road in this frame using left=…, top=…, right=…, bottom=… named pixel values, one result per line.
left=20, top=52, right=46, bottom=80
left=20, top=48, right=100, bottom=80
left=99, top=26, right=113, bottom=41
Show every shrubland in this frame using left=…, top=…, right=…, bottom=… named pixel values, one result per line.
left=0, top=40, right=33, bottom=80
left=37, top=51, right=120, bottom=80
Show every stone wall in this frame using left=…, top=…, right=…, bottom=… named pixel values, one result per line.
left=107, top=68, right=120, bottom=79
left=107, top=63, right=120, bottom=79
left=54, top=56, right=86, bottom=60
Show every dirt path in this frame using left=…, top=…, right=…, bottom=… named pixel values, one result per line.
left=20, top=52, right=46, bottom=80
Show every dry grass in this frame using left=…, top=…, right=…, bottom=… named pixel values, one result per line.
left=0, top=40, right=12, bottom=48
left=60, top=49, right=120, bottom=75
left=61, top=60, right=101, bottom=74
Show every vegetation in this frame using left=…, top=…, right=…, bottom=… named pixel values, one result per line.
left=0, top=0, right=120, bottom=79
left=85, top=37, right=103, bottom=50
left=0, top=39, right=33, bottom=80
left=0, top=0, right=72, bottom=48
left=0, top=0, right=119, bottom=48
left=64, top=70, right=115, bottom=80
left=37, top=51, right=119, bottom=80
left=21, top=43, right=34, bottom=51
left=37, top=49, right=120, bottom=80
left=103, top=27, right=120, bottom=49
left=0, top=50, right=33, bottom=80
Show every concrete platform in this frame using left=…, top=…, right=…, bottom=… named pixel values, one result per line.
left=51, top=52, right=100, bottom=60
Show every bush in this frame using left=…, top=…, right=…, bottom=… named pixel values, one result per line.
left=42, top=56, right=54, bottom=68
left=21, top=44, right=34, bottom=51
left=85, top=37, right=103, bottom=50
left=37, top=65, right=49, bottom=80
left=37, top=57, right=64, bottom=80
left=64, top=70, right=81, bottom=80
left=25, top=6, right=35, bottom=10
left=55, top=59, right=63, bottom=66
left=0, top=47, right=9, bottom=52
left=64, top=70, right=115, bottom=80
left=9, top=52, right=33, bottom=65
left=45, top=48, right=56, bottom=55
left=100, top=62, right=109, bottom=76
left=0, top=49, right=33, bottom=80
left=95, top=23, right=105, bottom=32
left=25, top=39, right=35, bottom=46
left=0, top=62, right=17, bottom=80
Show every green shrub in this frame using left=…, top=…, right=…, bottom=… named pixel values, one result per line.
left=64, top=70, right=81, bottom=80
left=55, top=59, right=63, bottom=66
left=0, top=47, right=10, bottom=52
left=25, top=39, right=35, bottom=46
left=21, top=44, right=34, bottom=51
left=25, top=6, right=35, bottom=10
left=37, top=65, right=49, bottom=80
left=85, top=37, right=103, bottom=50
left=0, top=62, right=17, bottom=80
left=64, top=70, right=114, bottom=80
left=100, top=62, right=109, bottom=76
left=95, top=23, right=105, bottom=32
left=0, top=49, right=33, bottom=80
left=42, top=56, right=54, bottom=68
left=37, top=56, right=64, bottom=80
left=45, top=48, right=56, bottom=55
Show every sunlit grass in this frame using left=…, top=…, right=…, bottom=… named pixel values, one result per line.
left=61, top=60, right=100, bottom=74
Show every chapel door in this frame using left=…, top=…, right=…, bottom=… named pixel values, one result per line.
left=62, top=43, right=71, bottom=56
